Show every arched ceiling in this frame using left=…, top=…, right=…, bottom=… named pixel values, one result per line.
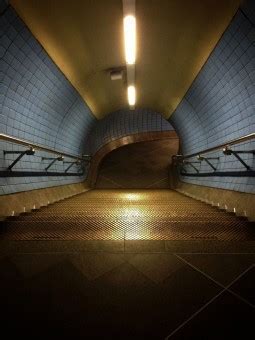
left=11, top=0, right=242, bottom=119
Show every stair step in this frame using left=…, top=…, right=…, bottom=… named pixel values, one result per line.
left=1, top=189, right=254, bottom=241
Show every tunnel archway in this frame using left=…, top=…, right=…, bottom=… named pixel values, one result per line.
left=92, top=133, right=179, bottom=188
left=86, top=109, right=179, bottom=186
left=1, top=2, right=255, bottom=339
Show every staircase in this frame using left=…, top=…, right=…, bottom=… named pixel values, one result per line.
left=1, top=189, right=255, bottom=241
left=1, top=189, right=255, bottom=339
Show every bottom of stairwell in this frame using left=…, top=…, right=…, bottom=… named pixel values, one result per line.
left=0, top=189, right=255, bottom=340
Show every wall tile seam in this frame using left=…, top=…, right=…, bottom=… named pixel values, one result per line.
left=2, top=6, right=97, bottom=117
left=177, top=11, right=249, bottom=108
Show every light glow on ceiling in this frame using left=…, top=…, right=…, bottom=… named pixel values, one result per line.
left=127, top=85, right=136, bottom=106
left=123, top=15, right=136, bottom=65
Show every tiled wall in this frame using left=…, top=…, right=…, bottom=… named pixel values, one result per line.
left=0, top=5, right=96, bottom=195
left=4, top=0, right=255, bottom=195
left=88, top=108, right=175, bottom=155
left=170, top=0, right=255, bottom=194
left=0, top=5, right=175, bottom=195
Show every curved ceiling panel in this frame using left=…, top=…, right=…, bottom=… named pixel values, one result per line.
left=11, top=0, right=241, bottom=119
left=87, top=108, right=175, bottom=155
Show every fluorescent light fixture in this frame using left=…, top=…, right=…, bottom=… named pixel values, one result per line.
left=124, top=15, right=136, bottom=65
left=128, top=85, right=136, bottom=106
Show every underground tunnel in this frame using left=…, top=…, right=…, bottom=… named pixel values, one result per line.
left=0, top=0, right=255, bottom=339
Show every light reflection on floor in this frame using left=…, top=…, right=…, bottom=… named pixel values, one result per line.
left=2, top=189, right=255, bottom=241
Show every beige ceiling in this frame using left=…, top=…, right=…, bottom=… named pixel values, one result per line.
left=11, top=0, right=242, bottom=119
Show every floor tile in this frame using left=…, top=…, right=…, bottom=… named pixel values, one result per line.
left=128, top=253, right=185, bottom=283
left=88, top=261, right=221, bottom=338
left=229, top=265, right=255, bottom=306
left=69, top=252, right=126, bottom=280
left=179, top=254, right=255, bottom=286
left=1, top=260, right=93, bottom=339
left=167, top=291, right=255, bottom=340
left=10, top=253, right=67, bottom=278
left=0, top=255, right=21, bottom=282
left=125, top=240, right=166, bottom=252
left=165, top=240, right=255, bottom=254
left=84, top=262, right=158, bottom=338
left=154, top=263, right=222, bottom=338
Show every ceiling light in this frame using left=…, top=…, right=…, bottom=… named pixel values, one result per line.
left=124, top=15, right=136, bottom=65
left=128, top=85, right=136, bottom=106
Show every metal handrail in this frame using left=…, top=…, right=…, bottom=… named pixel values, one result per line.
left=181, top=132, right=255, bottom=159
left=0, top=133, right=89, bottom=161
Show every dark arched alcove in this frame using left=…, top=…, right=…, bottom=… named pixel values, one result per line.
left=95, top=137, right=179, bottom=189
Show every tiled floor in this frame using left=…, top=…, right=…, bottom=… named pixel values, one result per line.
left=0, top=248, right=254, bottom=339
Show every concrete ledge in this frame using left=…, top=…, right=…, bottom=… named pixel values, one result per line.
left=1, top=240, right=254, bottom=255
left=176, top=181, right=255, bottom=221
left=0, top=181, right=90, bottom=218
left=0, top=240, right=124, bottom=254
left=125, top=240, right=166, bottom=253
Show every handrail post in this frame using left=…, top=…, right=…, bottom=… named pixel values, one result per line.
left=197, top=155, right=219, bottom=171
left=4, top=146, right=35, bottom=170
left=64, top=160, right=80, bottom=173
left=42, top=155, right=64, bottom=171
left=183, top=160, right=200, bottom=173
left=223, top=146, right=253, bottom=171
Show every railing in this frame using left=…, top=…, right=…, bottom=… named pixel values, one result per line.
left=0, top=133, right=91, bottom=177
left=173, top=132, right=255, bottom=177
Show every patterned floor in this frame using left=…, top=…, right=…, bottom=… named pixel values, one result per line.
left=1, top=189, right=255, bottom=241
left=0, top=188, right=255, bottom=338
left=0, top=249, right=254, bottom=339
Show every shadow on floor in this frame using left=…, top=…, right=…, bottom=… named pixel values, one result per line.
left=96, top=139, right=178, bottom=188
left=0, top=249, right=254, bottom=339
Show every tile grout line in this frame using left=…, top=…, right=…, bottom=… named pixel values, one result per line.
left=174, top=252, right=255, bottom=255
left=145, top=177, right=168, bottom=188
left=175, top=254, right=255, bottom=308
left=164, top=264, right=255, bottom=340
left=98, top=175, right=125, bottom=188
left=1, top=251, right=255, bottom=255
